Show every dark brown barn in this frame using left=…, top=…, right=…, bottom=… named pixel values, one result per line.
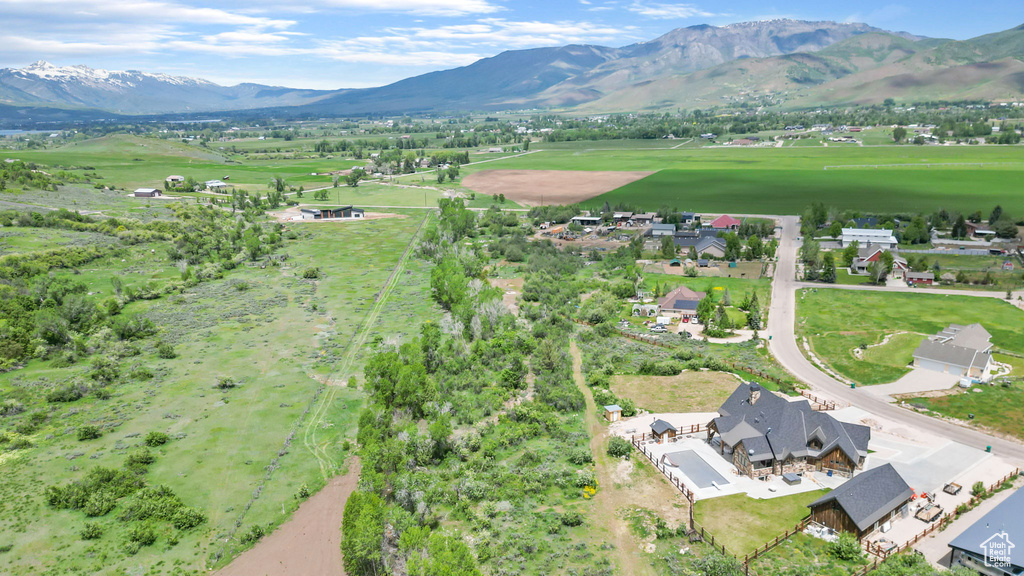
left=808, top=464, right=913, bottom=539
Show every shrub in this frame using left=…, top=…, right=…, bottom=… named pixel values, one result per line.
left=607, top=436, right=632, bottom=458
left=172, top=507, right=207, bottom=530
left=83, top=491, right=117, bottom=517
left=125, top=448, right=156, bottom=472
left=47, top=382, right=86, bottom=403
left=560, top=511, right=584, bottom=527
left=128, top=523, right=157, bottom=546
left=567, top=447, right=593, bottom=466
left=144, top=432, right=170, bottom=447
left=297, top=483, right=311, bottom=499
left=239, top=524, right=265, bottom=544
left=302, top=267, right=322, bottom=279
left=156, top=343, right=177, bottom=359
left=0, top=399, right=24, bottom=417
left=215, top=377, right=237, bottom=390
left=972, top=481, right=986, bottom=497
left=80, top=523, right=103, bottom=540
left=77, top=425, right=102, bottom=441
left=110, top=315, right=157, bottom=340
left=826, top=532, right=862, bottom=561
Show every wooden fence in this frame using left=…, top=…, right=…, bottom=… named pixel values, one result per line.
left=631, top=437, right=698, bottom=504
left=862, top=467, right=1021, bottom=568
left=743, top=517, right=812, bottom=564
left=630, top=422, right=706, bottom=442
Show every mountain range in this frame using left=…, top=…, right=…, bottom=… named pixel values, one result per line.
left=1, top=19, right=1023, bottom=121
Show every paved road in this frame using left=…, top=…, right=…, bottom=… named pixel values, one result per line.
left=765, top=215, right=1024, bottom=464
left=793, top=281, right=1024, bottom=304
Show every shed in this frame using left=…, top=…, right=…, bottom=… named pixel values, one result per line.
left=133, top=188, right=161, bottom=198
left=807, top=464, right=912, bottom=539
left=650, top=419, right=676, bottom=444
left=604, top=405, right=623, bottom=422
left=669, top=259, right=681, bottom=267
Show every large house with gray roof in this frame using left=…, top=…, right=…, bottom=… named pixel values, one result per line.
left=949, top=485, right=1024, bottom=575
left=706, top=384, right=870, bottom=479
left=808, top=464, right=913, bottom=539
left=913, top=323, right=994, bottom=380
left=658, top=285, right=706, bottom=319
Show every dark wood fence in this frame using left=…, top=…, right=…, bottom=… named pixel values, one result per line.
left=743, top=517, right=812, bottom=564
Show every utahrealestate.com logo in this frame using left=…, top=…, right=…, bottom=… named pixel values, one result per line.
left=982, top=531, right=1014, bottom=568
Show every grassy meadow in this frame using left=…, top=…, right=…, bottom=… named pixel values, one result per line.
left=0, top=207, right=434, bottom=575
left=693, top=490, right=828, bottom=555
left=796, top=289, right=1024, bottom=385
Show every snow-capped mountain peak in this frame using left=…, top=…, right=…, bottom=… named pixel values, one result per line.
left=12, top=61, right=212, bottom=87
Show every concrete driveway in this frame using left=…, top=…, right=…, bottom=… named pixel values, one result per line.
left=864, top=368, right=961, bottom=401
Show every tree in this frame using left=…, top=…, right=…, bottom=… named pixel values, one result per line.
left=269, top=176, right=286, bottom=193
left=892, top=126, right=907, bottom=143
left=827, top=221, right=843, bottom=238
left=696, top=294, right=716, bottom=325
left=841, top=240, right=859, bottom=267
left=660, top=235, right=676, bottom=259
left=687, top=246, right=698, bottom=260
left=436, top=168, right=446, bottom=184
left=951, top=214, right=968, bottom=238
left=800, top=238, right=820, bottom=266
left=341, top=491, right=387, bottom=576
left=746, top=235, right=764, bottom=259
left=721, top=288, right=732, bottom=307
left=821, top=252, right=837, bottom=283
left=346, top=168, right=366, bottom=187
left=993, top=217, right=1019, bottom=239
left=990, top=205, right=1003, bottom=225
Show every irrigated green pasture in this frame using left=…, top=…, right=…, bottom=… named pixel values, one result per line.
left=462, top=145, right=1024, bottom=214
left=797, top=289, right=1024, bottom=385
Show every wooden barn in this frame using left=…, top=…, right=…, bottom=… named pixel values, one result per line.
left=807, top=464, right=913, bottom=539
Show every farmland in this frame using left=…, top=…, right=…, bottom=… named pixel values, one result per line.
left=796, top=289, right=1024, bottom=385
left=0, top=203, right=433, bottom=575
left=459, top=145, right=1024, bottom=215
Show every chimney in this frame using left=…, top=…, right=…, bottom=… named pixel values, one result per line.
left=749, top=383, right=761, bottom=405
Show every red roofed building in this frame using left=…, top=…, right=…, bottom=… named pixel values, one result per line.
left=710, top=215, right=742, bottom=230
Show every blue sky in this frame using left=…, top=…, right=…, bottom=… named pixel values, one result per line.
left=1, top=0, right=1021, bottom=89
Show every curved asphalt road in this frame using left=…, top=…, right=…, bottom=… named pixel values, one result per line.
left=765, top=215, right=1024, bottom=464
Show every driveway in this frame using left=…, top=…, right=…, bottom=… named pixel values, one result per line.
left=765, top=215, right=1024, bottom=465
left=864, top=368, right=961, bottom=401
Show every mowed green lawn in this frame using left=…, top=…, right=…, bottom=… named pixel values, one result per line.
left=694, top=490, right=827, bottom=555
left=908, top=382, right=1024, bottom=440
left=797, top=289, right=1024, bottom=385
left=461, top=145, right=1024, bottom=214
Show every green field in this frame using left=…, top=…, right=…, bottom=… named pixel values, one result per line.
left=459, top=145, right=1024, bottom=214
left=797, top=289, right=1024, bottom=385
left=693, top=491, right=827, bottom=555
left=908, top=382, right=1024, bottom=440
left=0, top=211, right=434, bottom=574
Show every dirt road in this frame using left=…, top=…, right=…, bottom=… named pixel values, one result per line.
left=765, top=216, right=1024, bottom=464
left=571, top=341, right=681, bottom=576
left=215, top=458, right=361, bottom=576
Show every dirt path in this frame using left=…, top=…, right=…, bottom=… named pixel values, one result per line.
left=215, top=457, right=362, bottom=576
left=570, top=341, right=659, bottom=576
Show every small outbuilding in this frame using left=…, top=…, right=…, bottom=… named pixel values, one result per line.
left=807, top=464, right=913, bottom=539
left=133, top=188, right=161, bottom=198
left=604, top=405, right=623, bottom=422
left=650, top=419, right=676, bottom=444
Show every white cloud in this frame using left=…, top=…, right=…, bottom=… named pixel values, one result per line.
left=626, top=2, right=714, bottom=19
left=309, top=0, right=502, bottom=17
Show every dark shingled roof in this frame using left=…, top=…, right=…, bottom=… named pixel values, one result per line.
left=651, top=419, right=675, bottom=435
left=808, top=464, right=912, bottom=532
left=714, top=384, right=870, bottom=466
left=949, top=485, right=1024, bottom=570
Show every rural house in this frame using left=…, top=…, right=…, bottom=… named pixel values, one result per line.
left=905, top=271, right=935, bottom=285
left=205, top=180, right=229, bottom=191
left=634, top=212, right=657, bottom=225
left=949, top=486, right=1024, bottom=575
left=913, top=323, right=994, bottom=380
left=133, top=188, right=161, bottom=198
left=649, top=223, right=677, bottom=237
left=165, top=175, right=184, bottom=183
left=695, top=237, right=727, bottom=259
left=709, top=214, right=742, bottom=230
left=707, top=384, right=870, bottom=479
left=841, top=228, right=897, bottom=249
left=658, top=285, right=706, bottom=319
left=807, top=464, right=913, bottom=539
left=851, top=245, right=906, bottom=277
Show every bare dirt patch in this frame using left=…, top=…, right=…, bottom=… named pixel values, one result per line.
left=489, top=277, right=524, bottom=315
left=611, top=371, right=742, bottom=413
left=215, top=458, right=361, bottom=576
left=463, top=169, right=653, bottom=206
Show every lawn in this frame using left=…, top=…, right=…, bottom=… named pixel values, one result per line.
left=642, top=274, right=771, bottom=306
left=834, top=269, right=872, bottom=286
left=0, top=212, right=435, bottom=574
left=693, top=490, right=828, bottom=555
left=797, top=289, right=1024, bottom=384
left=906, top=382, right=1024, bottom=440
left=610, top=371, right=740, bottom=412
left=458, top=144, right=1024, bottom=214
